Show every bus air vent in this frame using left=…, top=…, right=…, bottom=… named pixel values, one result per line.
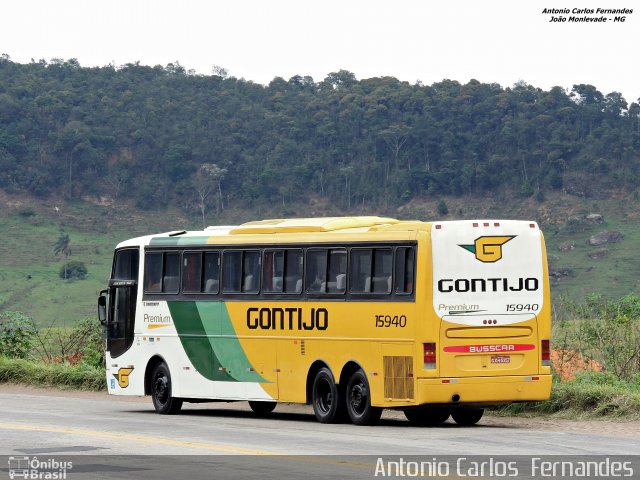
left=383, top=356, right=414, bottom=400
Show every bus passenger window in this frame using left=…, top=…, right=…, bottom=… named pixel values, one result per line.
left=350, top=249, right=371, bottom=293
left=284, top=250, right=303, bottom=293
left=163, top=253, right=180, bottom=293
left=263, top=250, right=284, bottom=293
left=372, top=249, right=392, bottom=294
left=242, top=251, right=260, bottom=293
left=350, top=248, right=392, bottom=294
left=327, top=249, right=347, bottom=293
left=395, top=247, right=415, bottom=294
left=222, top=251, right=242, bottom=293
left=144, top=253, right=162, bottom=293
left=306, top=250, right=327, bottom=293
left=182, top=252, right=202, bottom=292
left=203, top=252, right=220, bottom=293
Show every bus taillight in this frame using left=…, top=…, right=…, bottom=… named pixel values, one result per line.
left=424, top=342, right=436, bottom=369
left=541, top=339, right=551, bottom=366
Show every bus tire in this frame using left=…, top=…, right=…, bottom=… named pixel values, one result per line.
left=404, top=407, right=450, bottom=426
left=249, top=401, right=277, bottom=415
left=345, top=369, right=382, bottom=426
left=311, top=367, right=344, bottom=423
left=451, top=408, right=484, bottom=426
left=150, top=362, right=183, bottom=415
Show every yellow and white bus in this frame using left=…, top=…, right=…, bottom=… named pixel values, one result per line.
left=98, top=216, right=551, bottom=426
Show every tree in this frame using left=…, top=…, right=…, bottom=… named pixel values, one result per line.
left=339, top=165, right=355, bottom=210
left=437, top=199, right=448, bottom=216
left=379, top=124, right=411, bottom=179
left=194, top=163, right=227, bottom=228
left=53, top=229, right=71, bottom=280
left=59, top=260, right=87, bottom=280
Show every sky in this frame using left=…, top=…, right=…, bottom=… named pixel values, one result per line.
left=2, top=0, right=638, bottom=102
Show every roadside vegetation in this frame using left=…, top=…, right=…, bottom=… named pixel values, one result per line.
left=496, top=294, right=640, bottom=418
left=2, top=296, right=640, bottom=419
left=0, top=311, right=105, bottom=390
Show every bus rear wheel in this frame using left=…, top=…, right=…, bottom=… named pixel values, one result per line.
left=249, top=401, right=277, bottom=415
left=151, top=362, right=183, bottom=415
left=311, top=367, right=345, bottom=423
left=404, top=407, right=450, bottom=426
left=345, top=369, right=382, bottom=426
left=451, top=408, right=484, bottom=426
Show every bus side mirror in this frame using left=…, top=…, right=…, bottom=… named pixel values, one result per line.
left=98, top=290, right=108, bottom=325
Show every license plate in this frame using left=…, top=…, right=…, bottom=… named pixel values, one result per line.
left=491, top=355, right=511, bottom=364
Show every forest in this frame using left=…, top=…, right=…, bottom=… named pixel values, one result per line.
left=1, top=55, right=639, bottom=214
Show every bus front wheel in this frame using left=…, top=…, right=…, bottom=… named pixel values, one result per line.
left=311, top=367, right=344, bottom=423
left=249, top=401, right=277, bottom=415
left=345, top=369, right=382, bottom=426
left=151, top=362, right=183, bottom=415
left=451, top=408, right=484, bottom=426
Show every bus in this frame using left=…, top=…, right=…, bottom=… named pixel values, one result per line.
left=98, top=216, right=551, bottom=426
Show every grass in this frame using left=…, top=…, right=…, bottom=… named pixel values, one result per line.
left=0, top=198, right=193, bottom=327
left=0, top=356, right=105, bottom=391
left=494, top=373, right=640, bottom=419
left=542, top=196, right=640, bottom=301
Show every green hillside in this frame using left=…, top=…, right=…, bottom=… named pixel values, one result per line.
left=2, top=189, right=640, bottom=326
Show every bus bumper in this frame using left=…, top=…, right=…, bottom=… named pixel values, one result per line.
left=411, top=374, right=552, bottom=406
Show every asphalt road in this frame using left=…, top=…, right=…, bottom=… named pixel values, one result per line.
left=0, top=388, right=639, bottom=479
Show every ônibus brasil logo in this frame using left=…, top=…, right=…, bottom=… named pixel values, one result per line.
left=459, top=236, right=516, bottom=263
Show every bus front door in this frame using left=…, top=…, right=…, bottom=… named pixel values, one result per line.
left=100, top=248, right=139, bottom=358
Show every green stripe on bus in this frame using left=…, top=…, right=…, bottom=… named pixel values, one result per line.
left=149, top=236, right=211, bottom=246
left=167, top=301, right=266, bottom=383
left=198, top=302, right=267, bottom=383
left=167, top=301, right=233, bottom=382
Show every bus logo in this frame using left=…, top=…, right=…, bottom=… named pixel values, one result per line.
left=113, top=367, right=134, bottom=388
left=459, top=236, right=515, bottom=263
left=8, top=457, right=29, bottom=479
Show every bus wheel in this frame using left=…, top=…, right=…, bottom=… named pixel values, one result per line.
left=151, top=362, right=183, bottom=415
left=404, top=407, right=450, bottom=426
left=346, top=369, right=382, bottom=426
left=249, top=401, right=277, bottom=415
left=451, top=408, right=484, bottom=426
left=312, top=367, right=344, bottom=423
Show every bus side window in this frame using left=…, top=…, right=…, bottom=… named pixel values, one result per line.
left=263, top=250, right=284, bottom=293
left=350, top=249, right=371, bottom=293
left=327, top=249, right=347, bottom=293
left=372, top=249, right=392, bottom=294
left=284, top=250, right=303, bottom=294
left=395, top=247, right=415, bottom=294
left=242, top=251, right=260, bottom=293
left=306, top=250, right=327, bottom=293
left=350, top=248, right=391, bottom=294
left=203, top=251, right=220, bottom=293
left=144, top=253, right=163, bottom=293
left=222, top=251, right=242, bottom=293
left=182, top=252, right=202, bottom=293
left=162, top=253, right=180, bottom=293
